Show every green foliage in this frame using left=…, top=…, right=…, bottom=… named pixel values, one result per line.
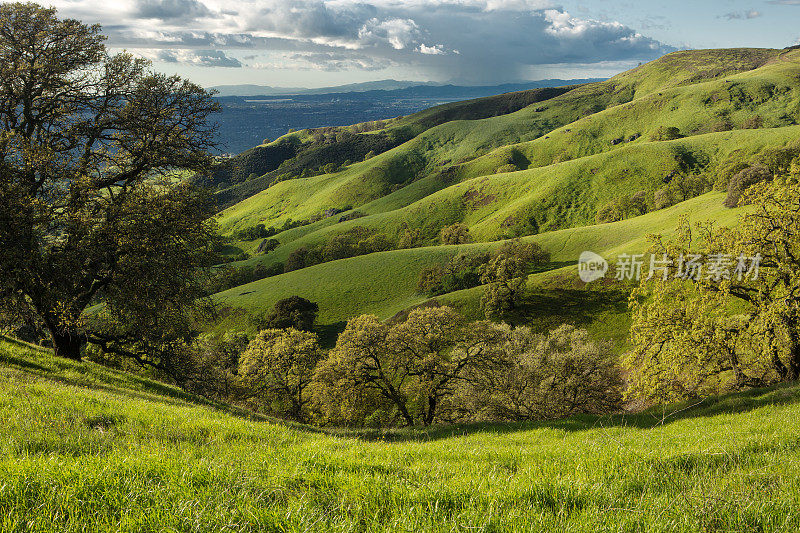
left=252, top=296, right=319, bottom=332
left=234, top=223, right=278, bottom=241
left=0, top=4, right=220, bottom=363
left=596, top=190, right=649, bottom=223
left=312, top=307, right=504, bottom=426
left=481, top=240, right=550, bottom=319
left=627, top=180, right=800, bottom=403
left=741, top=114, right=764, bottom=129
left=417, top=252, right=491, bottom=296
left=238, top=328, right=322, bottom=421
left=205, top=262, right=283, bottom=294
left=439, top=223, right=473, bottom=245
left=649, top=126, right=682, bottom=141
left=464, top=324, right=622, bottom=420
left=8, top=337, right=800, bottom=531
left=284, top=226, right=393, bottom=272
left=724, top=166, right=772, bottom=208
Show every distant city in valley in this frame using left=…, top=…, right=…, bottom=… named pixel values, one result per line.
left=211, top=79, right=604, bottom=154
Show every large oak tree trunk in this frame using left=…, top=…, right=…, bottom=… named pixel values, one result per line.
left=50, top=330, right=83, bottom=360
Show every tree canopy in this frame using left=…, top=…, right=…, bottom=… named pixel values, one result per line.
left=626, top=174, right=800, bottom=402
left=0, top=3, right=219, bottom=365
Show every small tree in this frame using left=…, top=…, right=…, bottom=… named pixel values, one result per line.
left=238, top=328, right=322, bottom=421
left=439, top=223, right=472, bottom=245
left=253, top=296, right=319, bottom=332
left=481, top=240, right=549, bottom=319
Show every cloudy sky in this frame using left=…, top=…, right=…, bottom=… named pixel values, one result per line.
left=22, top=0, right=800, bottom=88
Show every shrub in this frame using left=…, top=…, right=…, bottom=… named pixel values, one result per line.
left=256, top=238, right=279, bottom=254
left=439, top=223, right=472, bottom=245
left=495, top=163, right=518, bottom=174
left=650, top=126, right=682, bottom=141
left=724, top=166, right=773, bottom=208
left=252, top=296, right=319, bottom=332
left=597, top=191, right=650, bottom=223
left=463, top=324, right=622, bottom=420
left=284, top=247, right=320, bottom=272
left=595, top=202, right=624, bottom=224
left=741, top=115, right=764, bottom=129
left=709, top=119, right=734, bottom=132
left=653, top=186, right=674, bottom=210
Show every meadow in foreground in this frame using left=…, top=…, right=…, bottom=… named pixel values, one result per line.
left=2, top=337, right=799, bottom=532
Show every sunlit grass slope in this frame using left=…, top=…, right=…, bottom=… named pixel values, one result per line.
left=3, top=337, right=800, bottom=532
left=215, top=48, right=794, bottom=239
left=216, top=193, right=742, bottom=343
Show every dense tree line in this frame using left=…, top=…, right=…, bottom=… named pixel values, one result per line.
left=193, top=303, right=620, bottom=426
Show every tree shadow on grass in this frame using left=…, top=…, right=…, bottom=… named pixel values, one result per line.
left=322, top=382, right=800, bottom=443
left=316, top=321, right=346, bottom=349
left=0, top=336, right=275, bottom=423
left=504, top=287, right=630, bottom=330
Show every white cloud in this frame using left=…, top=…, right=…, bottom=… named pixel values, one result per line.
left=138, top=48, right=242, bottom=67
left=31, top=0, right=673, bottom=82
left=418, top=43, right=445, bottom=55
left=721, top=9, right=762, bottom=20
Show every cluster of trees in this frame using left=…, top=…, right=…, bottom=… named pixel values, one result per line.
left=419, top=241, right=549, bottom=318
left=204, top=263, right=285, bottom=295
left=284, top=226, right=393, bottom=272
left=233, top=224, right=278, bottom=241
left=225, top=305, right=621, bottom=426
left=418, top=253, right=490, bottom=296
left=625, top=174, right=800, bottom=403
left=595, top=191, right=649, bottom=223
left=439, top=223, right=473, bottom=245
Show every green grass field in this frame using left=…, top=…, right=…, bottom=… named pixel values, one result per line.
left=215, top=193, right=744, bottom=347
left=214, top=47, right=798, bottom=243
left=204, top=48, right=800, bottom=350
left=3, top=336, right=800, bottom=532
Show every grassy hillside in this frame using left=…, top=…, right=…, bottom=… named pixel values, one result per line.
left=214, top=47, right=795, bottom=240
left=214, top=193, right=744, bottom=350
left=197, top=48, right=800, bottom=351
left=4, top=336, right=800, bottom=531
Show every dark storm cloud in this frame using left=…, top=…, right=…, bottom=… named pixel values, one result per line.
left=47, top=0, right=675, bottom=82
left=134, top=0, right=215, bottom=22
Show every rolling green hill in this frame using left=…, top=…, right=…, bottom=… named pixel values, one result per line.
left=4, top=336, right=800, bottom=531
left=205, top=47, right=800, bottom=347
left=214, top=48, right=796, bottom=236
left=215, top=193, right=744, bottom=349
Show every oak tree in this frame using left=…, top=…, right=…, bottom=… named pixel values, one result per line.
left=0, top=4, right=219, bottom=362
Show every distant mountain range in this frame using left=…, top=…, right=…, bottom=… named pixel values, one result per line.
left=210, top=79, right=604, bottom=98
left=211, top=79, right=607, bottom=153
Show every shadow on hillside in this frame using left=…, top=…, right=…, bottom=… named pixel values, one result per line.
left=325, top=382, right=800, bottom=443
left=506, top=287, right=629, bottom=330
left=0, top=336, right=274, bottom=424
left=316, top=321, right=346, bottom=349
